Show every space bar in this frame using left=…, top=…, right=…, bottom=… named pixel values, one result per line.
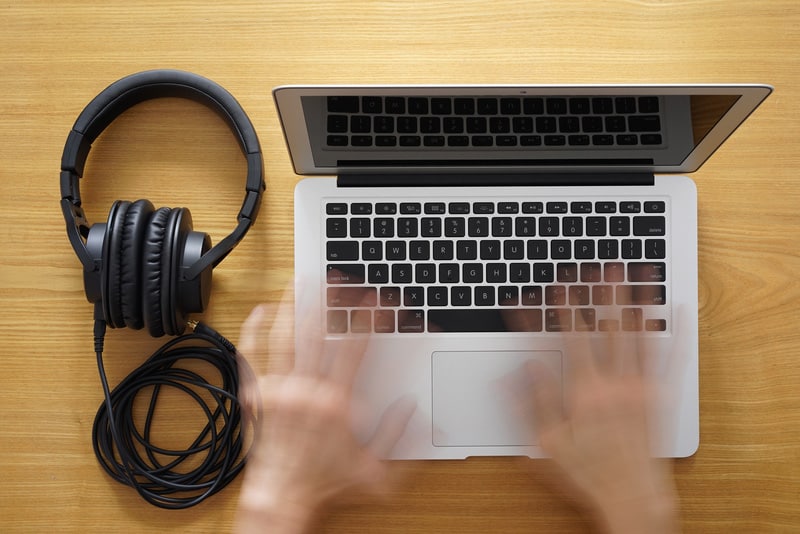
left=427, top=309, right=542, bottom=332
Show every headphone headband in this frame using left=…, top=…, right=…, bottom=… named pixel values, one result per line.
left=60, top=69, right=265, bottom=279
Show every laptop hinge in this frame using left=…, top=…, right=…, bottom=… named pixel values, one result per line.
left=337, top=172, right=655, bottom=188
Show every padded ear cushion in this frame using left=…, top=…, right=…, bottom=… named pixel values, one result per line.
left=118, top=199, right=155, bottom=329
left=159, top=208, right=184, bottom=337
left=142, top=207, right=171, bottom=337
left=103, top=200, right=131, bottom=329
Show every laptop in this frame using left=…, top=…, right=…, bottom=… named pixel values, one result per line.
left=274, top=84, right=771, bottom=459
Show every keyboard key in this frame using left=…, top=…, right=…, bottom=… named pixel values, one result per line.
left=498, top=286, right=519, bottom=305
left=593, top=285, right=614, bottom=305
left=327, top=96, right=359, bottom=113
left=644, top=201, right=666, bottom=213
left=327, top=286, right=376, bottom=307
left=326, top=203, right=347, bottom=215
left=575, top=309, right=596, bottom=331
left=609, top=216, right=631, bottom=236
left=521, top=286, right=543, bottom=306
left=408, top=97, right=428, bottom=114
left=449, top=202, right=470, bottom=214
left=450, top=287, right=471, bottom=306
left=570, top=201, right=592, bottom=214
left=404, top=287, right=424, bottom=306
left=386, top=241, right=406, bottom=260
left=545, top=309, right=572, bottom=332
left=595, top=201, right=616, bottom=213
left=439, top=264, right=460, bottom=283
left=474, top=286, right=495, bottom=306
left=480, top=240, right=502, bottom=260
left=391, top=264, right=412, bottom=284
left=620, top=201, right=641, bottom=213
left=416, top=264, right=436, bottom=284
left=398, top=310, right=425, bottom=333
left=645, top=239, right=667, bottom=259
left=421, top=217, right=443, bottom=237
left=326, top=218, right=347, bottom=238
left=368, top=264, right=389, bottom=284
left=374, top=310, right=395, bottom=333
left=604, top=262, right=625, bottom=282
left=326, top=264, right=365, bottom=284
left=498, top=202, right=519, bottom=214
left=580, top=262, right=602, bottom=282
left=362, top=241, right=382, bottom=260
left=628, top=115, right=661, bottom=132
left=569, top=286, right=591, bottom=306
left=622, top=308, right=643, bottom=331
left=628, top=262, right=666, bottom=282
left=633, top=216, right=666, bottom=236
left=445, top=217, right=466, bottom=237
left=428, top=309, right=542, bottom=332
left=349, top=218, right=370, bottom=237
left=326, top=241, right=358, bottom=261
left=424, top=202, right=446, bottom=214
left=539, top=217, right=560, bottom=236
left=350, top=309, right=371, bottom=333
left=461, top=263, right=483, bottom=284
left=427, top=286, right=448, bottom=306
left=327, top=310, right=348, bottom=333
left=533, top=263, right=555, bottom=283
left=351, top=203, right=372, bottom=214
left=616, top=285, right=666, bottom=305
left=545, top=286, right=567, bottom=306
left=374, top=218, right=395, bottom=237
left=385, top=97, right=406, bottom=114
left=522, top=202, right=544, bottom=214
left=400, top=202, right=422, bottom=214
left=599, top=319, right=620, bottom=332
left=638, top=97, right=660, bottom=113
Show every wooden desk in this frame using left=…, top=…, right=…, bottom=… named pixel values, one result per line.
left=1, top=1, right=798, bottom=531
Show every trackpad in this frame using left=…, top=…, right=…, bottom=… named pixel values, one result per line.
left=432, top=351, right=562, bottom=447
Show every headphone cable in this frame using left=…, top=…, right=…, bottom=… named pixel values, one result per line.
left=91, top=305, right=254, bottom=509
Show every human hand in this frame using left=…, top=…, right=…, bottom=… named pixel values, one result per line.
left=235, top=288, right=415, bottom=534
left=522, top=319, right=680, bottom=534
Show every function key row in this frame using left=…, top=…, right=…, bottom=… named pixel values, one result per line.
left=326, top=201, right=666, bottom=216
left=327, top=96, right=660, bottom=116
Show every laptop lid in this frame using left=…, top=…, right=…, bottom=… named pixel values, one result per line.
left=273, top=84, right=771, bottom=178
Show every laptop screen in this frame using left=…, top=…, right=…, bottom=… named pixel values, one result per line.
left=274, top=85, right=771, bottom=175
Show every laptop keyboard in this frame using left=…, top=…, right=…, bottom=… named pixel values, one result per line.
left=324, top=198, right=669, bottom=334
left=325, top=95, right=664, bottom=149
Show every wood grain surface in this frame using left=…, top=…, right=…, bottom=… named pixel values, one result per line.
left=1, top=1, right=798, bottom=532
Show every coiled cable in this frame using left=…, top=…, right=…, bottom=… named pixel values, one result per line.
left=91, top=316, right=254, bottom=509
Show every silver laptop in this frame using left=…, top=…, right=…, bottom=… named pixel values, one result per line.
left=274, top=84, right=771, bottom=459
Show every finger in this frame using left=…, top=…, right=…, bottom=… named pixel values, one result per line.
left=264, top=285, right=301, bottom=376
left=563, top=312, right=601, bottom=383
left=237, top=304, right=272, bottom=372
left=326, top=291, right=376, bottom=387
left=525, top=360, right=564, bottom=437
left=366, top=395, right=417, bottom=458
left=293, top=277, right=327, bottom=375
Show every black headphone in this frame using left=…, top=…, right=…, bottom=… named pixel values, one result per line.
left=60, top=69, right=265, bottom=337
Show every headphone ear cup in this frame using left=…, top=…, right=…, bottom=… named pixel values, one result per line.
left=142, top=207, right=171, bottom=337
left=118, top=199, right=155, bottom=329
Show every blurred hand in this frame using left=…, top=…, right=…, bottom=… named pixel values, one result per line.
left=523, top=324, right=680, bottom=534
left=235, top=289, right=415, bottom=534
